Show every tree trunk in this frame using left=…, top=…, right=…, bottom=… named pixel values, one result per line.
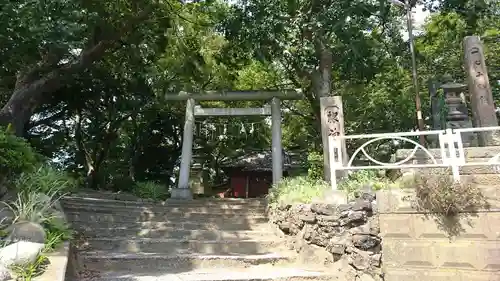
left=0, top=97, right=33, bottom=137
left=0, top=74, right=57, bottom=136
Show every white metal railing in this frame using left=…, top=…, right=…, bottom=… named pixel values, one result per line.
left=328, top=126, right=500, bottom=190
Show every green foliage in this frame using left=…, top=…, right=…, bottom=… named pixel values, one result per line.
left=2, top=188, right=61, bottom=225
left=14, top=165, right=77, bottom=195
left=43, top=218, right=73, bottom=252
left=306, top=152, right=324, bottom=180
left=132, top=181, right=169, bottom=201
left=339, top=170, right=392, bottom=198
left=1, top=182, right=71, bottom=251
left=418, top=11, right=500, bottom=103
left=267, top=176, right=330, bottom=206
left=9, top=254, right=49, bottom=281
left=0, top=127, right=39, bottom=180
left=0, top=0, right=497, bottom=196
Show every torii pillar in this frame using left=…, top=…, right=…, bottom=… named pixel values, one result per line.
left=172, top=98, right=195, bottom=200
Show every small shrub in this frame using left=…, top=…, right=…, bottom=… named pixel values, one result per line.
left=306, top=151, right=324, bottom=180
left=267, top=176, right=330, bottom=206
left=408, top=169, right=490, bottom=216
left=133, top=181, right=169, bottom=200
left=0, top=126, right=39, bottom=181
left=2, top=189, right=61, bottom=225
left=14, top=164, right=77, bottom=195
left=43, top=221, right=72, bottom=252
left=338, top=170, right=392, bottom=198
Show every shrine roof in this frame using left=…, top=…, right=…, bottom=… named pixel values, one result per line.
left=221, top=150, right=293, bottom=172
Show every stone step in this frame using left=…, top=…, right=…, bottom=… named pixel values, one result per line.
left=68, top=220, right=271, bottom=231
left=395, top=146, right=500, bottom=160
left=62, top=197, right=267, bottom=209
left=72, top=226, right=275, bottom=240
left=65, top=211, right=268, bottom=224
left=62, top=203, right=267, bottom=216
left=92, top=266, right=333, bottom=281
left=79, top=252, right=293, bottom=273
left=461, top=174, right=500, bottom=185
left=396, top=157, right=500, bottom=174
left=458, top=166, right=500, bottom=175
left=80, top=238, right=282, bottom=255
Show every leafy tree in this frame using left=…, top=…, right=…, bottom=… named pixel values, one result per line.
left=417, top=10, right=500, bottom=101
left=0, top=0, right=172, bottom=135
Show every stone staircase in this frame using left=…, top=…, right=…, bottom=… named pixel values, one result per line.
left=61, top=196, right=336, bottom=281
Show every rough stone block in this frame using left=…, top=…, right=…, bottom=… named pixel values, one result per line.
left=170, top=188, right=193, bottom=200
left=376, top=190, right=415, bottom=214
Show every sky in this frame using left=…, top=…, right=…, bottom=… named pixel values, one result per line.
left=402, top=4, right=432, bottom=39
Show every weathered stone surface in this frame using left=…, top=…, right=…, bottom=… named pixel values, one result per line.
left=0, top=241, right=44, bottom=267
left=352, top=234, right=380, bottom=251
left=370, top=253, right=381, bottom=267
left=5, top=221, right=46, bottom=244
left=277, top=203, right=291, bottom=211
left=310, top=203, right=337, bottom=216
left=278, top=221, right=292, bottom=234
left=368, top=217, right=380, bottom=235
left=269, top=196, right=382, bottom=278
left=0, top=263, right=10, bottom=281
left=357, top=273, right=376, bottom=281
left=378, top=188, right=500, bottom=281
left=299, top=213, right=316, bottom=223
left=341, top=211, right=366, bottom=226
left=349, top=250, right=372, bottom=270
left=317, top=215, right=340, bottom=227
left=307, top=228, right=332, bottom=247
left=349, top=224, right=371, bottom=235
left=360, top=192, right=376, bottom=202
left=352, top=199, right=372, bottom=212
left=296, top=242, right=335, bottom=266
left=326, top=235, right=351, bottom=255
left=331, top=258, right=358, bottom=281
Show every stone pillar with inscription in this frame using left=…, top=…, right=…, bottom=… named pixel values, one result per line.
left=464, top=36, right=500, bottom=146
left=441, top=82, right=475, bottom=147
left=320, top=96, right=347, bottom=182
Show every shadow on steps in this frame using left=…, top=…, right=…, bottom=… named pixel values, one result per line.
left=62, top=197, right=298, bottom=280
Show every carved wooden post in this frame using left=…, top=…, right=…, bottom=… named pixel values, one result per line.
left=464, top=36, right=500, bottom=146
left=320, top=96, right=346, bottom=182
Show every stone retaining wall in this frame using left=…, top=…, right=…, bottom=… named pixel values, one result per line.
left=377, top=189, right=500, bottom=281
left=269, top=194, right=383, bottom=281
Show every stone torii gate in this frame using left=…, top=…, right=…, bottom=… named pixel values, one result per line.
left=165, top=90, right=303, bottom=199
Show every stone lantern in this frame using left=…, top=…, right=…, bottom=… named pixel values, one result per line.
left=190, top=153, right=210, bottom=196
left=441, top=81, right=476, bottom=146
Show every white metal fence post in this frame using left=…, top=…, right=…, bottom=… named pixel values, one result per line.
left=445, top=128, right=461, bottom=182
left=328, top=135, right=342, bottom=190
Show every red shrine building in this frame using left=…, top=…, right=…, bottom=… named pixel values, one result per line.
left=217, top=150, right=293, bottom=198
